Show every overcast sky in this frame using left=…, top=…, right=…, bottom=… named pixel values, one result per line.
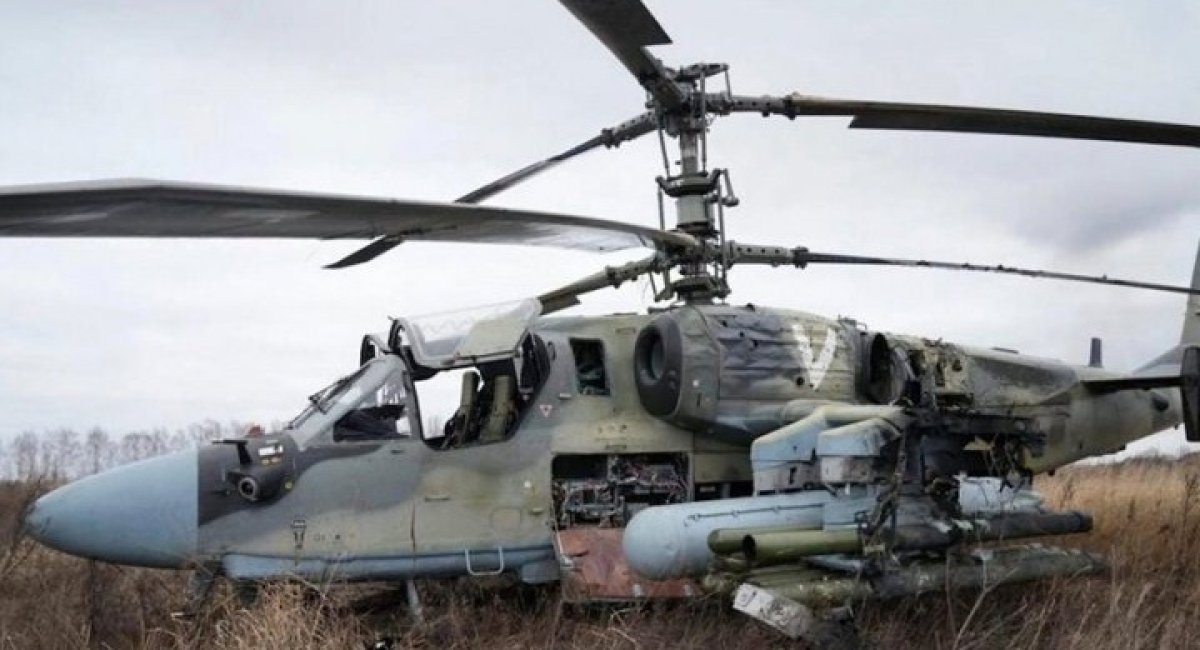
left=1, top=1, right=1198, bottom=456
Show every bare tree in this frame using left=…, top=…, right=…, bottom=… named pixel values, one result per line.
left=2, top=417, right=290, bottom=481
left=0, top=473, right=48, bottom=582
left=84, top=428, right=113, bottom=475
left=50, top=429, right=81, bottom=480
left=12, top=433, right=39, bottom=481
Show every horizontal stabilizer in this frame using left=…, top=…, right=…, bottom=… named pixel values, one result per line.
left=1082, top=375, right=1179, bottom=393
left=1087, top=347, right=1199, bottom=441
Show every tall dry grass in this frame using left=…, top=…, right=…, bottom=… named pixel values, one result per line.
left=3, top=457, right=1200, bottom=649
left=860, top=456, right=1200, bottom=649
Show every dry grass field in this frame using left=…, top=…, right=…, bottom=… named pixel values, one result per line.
left=2, top=456, right=1200, bottom=649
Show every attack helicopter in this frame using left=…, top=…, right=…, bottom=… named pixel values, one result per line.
left=6, top=0, right=1200, bottom=641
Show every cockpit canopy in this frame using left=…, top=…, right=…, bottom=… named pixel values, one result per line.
left=393, top=299, right=541, bottom=371
left=391, top=299, right=549, bottom=449
left=286, top=299, right=548, bottom=451
left=286, top=355, right=414, bottom=449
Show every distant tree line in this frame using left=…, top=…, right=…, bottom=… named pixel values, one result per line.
left=1, top=420, right=259, bottom=481
left=2, top=415, right=452, bottom=482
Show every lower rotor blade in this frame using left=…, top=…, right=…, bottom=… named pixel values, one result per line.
left=794, top=250, right=1200, bottom=296
left=716, top=94, right=1200, bottom=148
left=0, top=179, right=698, bottom=266
left=537, top=254, right=664, bottom=314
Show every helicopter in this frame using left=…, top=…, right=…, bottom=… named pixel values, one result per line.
left=5, top=0, right=1200, bottom=641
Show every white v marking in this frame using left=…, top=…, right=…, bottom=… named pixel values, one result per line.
left=792, top=324, right=839, bottom=390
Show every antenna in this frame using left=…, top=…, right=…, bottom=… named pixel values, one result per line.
left=1089, top=338, right=1104, bottom=368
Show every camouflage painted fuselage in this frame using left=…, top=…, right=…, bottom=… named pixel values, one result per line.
left=174, top=304, right=1182, bottom=583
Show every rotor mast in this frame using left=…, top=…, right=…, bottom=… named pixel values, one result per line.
left=320, top=0, right=1200, bottom=311
left=654, top=63, right=736, bottom=304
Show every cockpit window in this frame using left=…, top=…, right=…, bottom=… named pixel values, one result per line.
left=286, top=370, right=362, bottom=431
left=570, top=339, right=610, bottom=396
left=307, top=366, right=371, bottom=415
left=286, top=356, right=414, bottom=449
left=414, top=333, right=551, bottom=451
left=333, top=366, right=411, bottom=442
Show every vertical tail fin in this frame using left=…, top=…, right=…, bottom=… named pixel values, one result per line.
left=1138, top=241, right=1200, bottom=375
left=1180, top=240, right=1200, bottom=441
left=1183, top=240, right=1200, bottom=345
left=1100, top=242, right=1200, bottom=441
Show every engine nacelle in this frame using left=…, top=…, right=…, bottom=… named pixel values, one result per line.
left=633, top=309, right=721, bottom=431
left=632, top=306, right=866, bottom=442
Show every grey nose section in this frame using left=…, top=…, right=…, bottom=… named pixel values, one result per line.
left=25, top=449, right=198, bottom=568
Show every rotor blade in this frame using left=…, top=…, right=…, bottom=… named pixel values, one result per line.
left=327, top=112, right=660, bottom=268
left=725, top=241, right=1200, bottom=295
left=337, top=0, right=679, bottom=271
left=456, top=112, right=657, bottom=205
left=537, top=254, right=665, bottom=314
left=792, top=249, right=1200, bottom=296
left=715, top=94, right=1200, bottom=148
left=0, top=179, right=698, bottom=257
left=560, top=0, right=686, bottom=109
left=323, top=235, right=402, bottom=269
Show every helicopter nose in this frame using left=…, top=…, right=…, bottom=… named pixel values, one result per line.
left=25, top=449, right=198, bottom=568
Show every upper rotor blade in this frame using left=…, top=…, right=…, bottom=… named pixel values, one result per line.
left=560, top=0, right=686, bottom=109
left=324, top=236, right=402, bottom=269
left=456, top=112, right=657, bottom=205
left=717, top=94, right=1200, bottom=148
left=0, top=179, right=698, bottom=253
left=328, top=112, right=661, bottom=268
left=793, top=249, right=1200, bottom=296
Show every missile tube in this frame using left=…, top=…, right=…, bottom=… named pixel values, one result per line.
left=769, top=546, right=1105, bottom=608
left=729, top=510, right=1092, bottom=568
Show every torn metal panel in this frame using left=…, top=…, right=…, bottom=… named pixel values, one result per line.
left=555, top=528, right=699, bottom=601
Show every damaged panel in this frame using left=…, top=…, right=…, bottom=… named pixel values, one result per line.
left=556, top=528, right=700, bottom=601
left=702, top=307, right=856, bottom=403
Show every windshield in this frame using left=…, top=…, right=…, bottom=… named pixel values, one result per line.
left=287, top=365, right=370, bottom=430
left=309, top=367, right=371, bottom=418
left=286, top=356, right=414, bottom=448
